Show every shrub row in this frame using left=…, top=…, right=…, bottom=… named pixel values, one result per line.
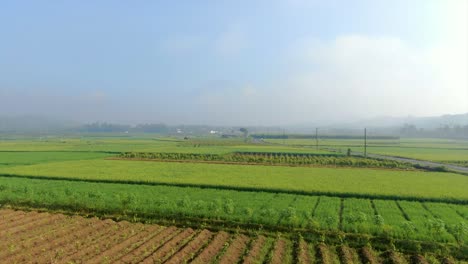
left=118, top=151, right=414, bottom=169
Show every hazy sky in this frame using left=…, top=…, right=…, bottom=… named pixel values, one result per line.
left=0, top=0, right=467, bottom=125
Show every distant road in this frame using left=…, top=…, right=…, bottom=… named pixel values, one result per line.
left=261, top=140, right=468, bottom=174
left=352, top=151, right=468, bottom=174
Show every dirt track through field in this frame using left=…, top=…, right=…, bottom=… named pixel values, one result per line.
left=0, top=209, right=464, bottom=264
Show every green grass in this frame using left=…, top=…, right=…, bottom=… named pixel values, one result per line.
left=1, top=159, right=467, bottom=202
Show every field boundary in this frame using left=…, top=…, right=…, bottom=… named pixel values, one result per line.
left=1, top=173, right=466, bottom=205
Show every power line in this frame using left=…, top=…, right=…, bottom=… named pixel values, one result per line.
left=364, top=128, right=367, bottom=158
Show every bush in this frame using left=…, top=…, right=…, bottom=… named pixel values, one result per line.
left=118, top=151, right=415, bottom=169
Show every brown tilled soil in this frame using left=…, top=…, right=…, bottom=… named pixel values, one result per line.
left=86, top=223, right=162, bottom=264
left=360, top=246, right=381, bottom=264
left=58, top=220, right=137, bottom=263
left=317, top=243, right=332, bottom=264
left=165, top=229, right=213, bottom=264
left=242, top=235, right=267, bottom=264
left=140, top=228, right=196, bottom=264
left=382, top=251, right=408, bottom=264
left=218, top=234, right=250, bottom=264
left=191, top=231, right=230, bottom=264
left=440, top=257, right=455, bottom=264
left=118, top=226, right=180, bottom=263
left=297, top=239, right=312, bottom=264
left=339, top=245, right=356, bottom=264
left=410, top=254, right=429, bottom=264
left=0, top=209, right=464, bottom=264
left=270, top=238, right=290, bottom=264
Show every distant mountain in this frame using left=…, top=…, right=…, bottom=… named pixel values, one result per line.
left=1, top=113, right=467, bottom=135
left=343, top=113, right=468, bottom=129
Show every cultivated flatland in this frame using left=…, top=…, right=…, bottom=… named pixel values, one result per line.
left=1, top=176, right=466, bottom=243
left=0, top=137, right=333, bottom=154
left=0, top=135, right=467, bottom=260
left=2, top=159, right=468, bottom=201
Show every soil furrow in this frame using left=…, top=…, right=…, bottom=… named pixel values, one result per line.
left=0, top=211, right=44, bottom=230
left=191, top=231, right=230, bottom=264
left=0, top=216, right=93, bottom=259
left=57, top=221, right=133, bottom=263
left=0, top=213, right=64, bottom=238
left=0, top=214, right=69, bottom=247
left=85, top=223, right=162, bottom=264
left=339, top=245, right=356, bottom=264
left=4, top=218, right=111, bottom=263
left=117, top=226, right=179, bottom=264
left=140, top=228, right=196, bottom=264
left=410, top=255, right=428, bottom=264
left=382, top=251, right=407, bottom=264
left=47, top=220, right=135, bottom=263
left=360, top=247, right=380, bottom=264
left=242, top=235, right=267, bottom=264
left=440, top=257, right=455, bottom=264
left=0, top=209, right=21, bottom=219
left=165, top=229, right=213, bottom=264
left=218, top=234, right=250, bottom=264
left=297, top=238, right=312, bottom=264
left=270, top=238, right=288, bottom=264
left=317, top=244, right=332, bottom=264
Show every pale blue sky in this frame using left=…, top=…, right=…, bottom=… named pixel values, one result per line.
left=0, top=1, right=466, bottom=125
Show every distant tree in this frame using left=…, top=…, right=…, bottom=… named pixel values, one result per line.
left=239, top=128, right=248, bottom=138
left=133, top=123, right=168, bottom=133
left=81, top=122, right=131, bottom=133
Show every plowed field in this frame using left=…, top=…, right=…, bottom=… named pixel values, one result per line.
left=0, top=209, right=464, bottom=264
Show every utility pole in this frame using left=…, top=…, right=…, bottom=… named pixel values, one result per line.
left=315, top=128, right=318, bottom=150
left=364, top=128, right=367, bottom=158
left=282, top=129, right=286, bottom=145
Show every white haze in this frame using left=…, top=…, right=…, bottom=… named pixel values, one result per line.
left=0, top=1, right=466, bottom=126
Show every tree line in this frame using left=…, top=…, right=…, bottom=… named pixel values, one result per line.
left=400, top=124, right=468, bottom=139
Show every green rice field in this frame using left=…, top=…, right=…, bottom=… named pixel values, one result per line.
left=1, top=159, right=467, bottom=202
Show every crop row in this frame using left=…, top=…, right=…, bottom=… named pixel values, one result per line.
left=2, top=209, right=464, bottom=263
left=118, top=151, right=414, bottom=169
left=0, top=176, right=466, bottom=244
